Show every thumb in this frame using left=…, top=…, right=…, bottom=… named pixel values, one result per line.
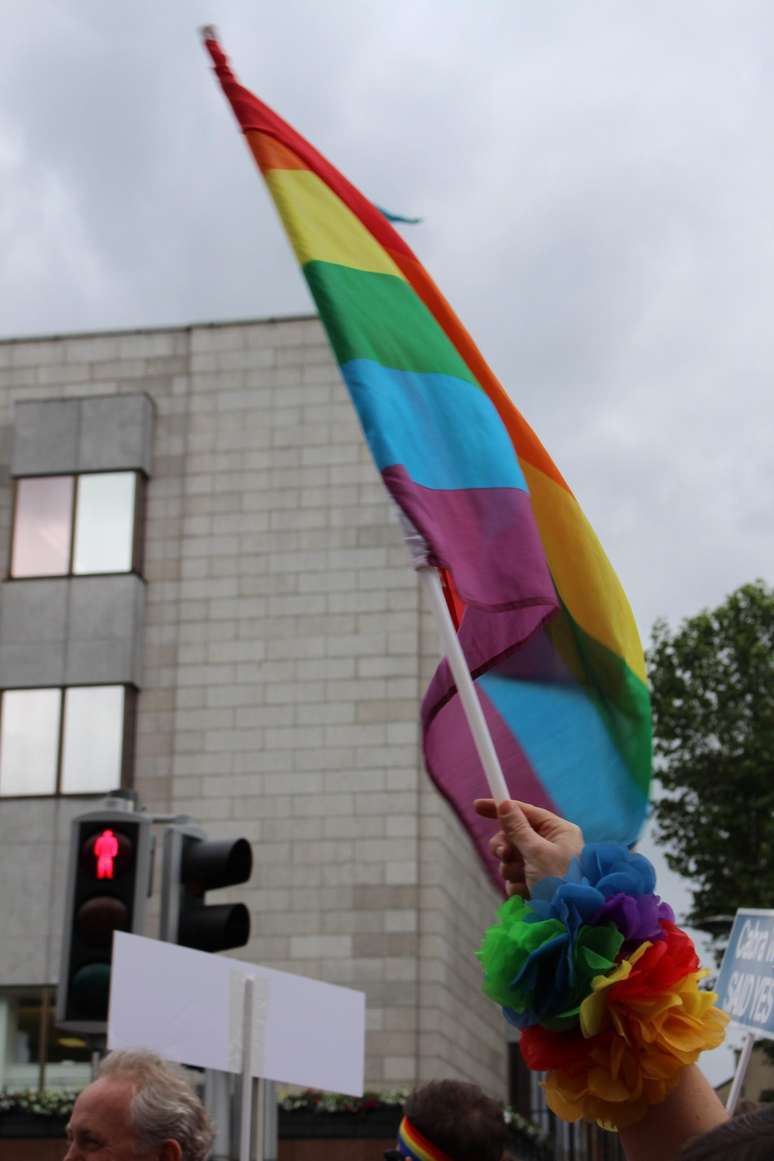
left=498, top=800, right=542, bottom=853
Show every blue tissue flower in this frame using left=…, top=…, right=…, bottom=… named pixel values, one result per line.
left=576, top=843, right=657, bottom=898
left=527, top=879, right=606, bottom=932
left=528, top=844, right=672, bottom=946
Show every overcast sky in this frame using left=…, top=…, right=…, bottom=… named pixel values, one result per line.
left=4, top=0, right=769, bottom=1082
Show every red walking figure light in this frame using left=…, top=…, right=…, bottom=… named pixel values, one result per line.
left=93, top=829, right=119, bottom=880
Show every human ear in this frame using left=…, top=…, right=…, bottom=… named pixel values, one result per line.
left=158, top=1141, right=182, bottom=1161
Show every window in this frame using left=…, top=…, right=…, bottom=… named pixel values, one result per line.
left=0, top=986, right=91, bottom=1091
left=10, top=471, right=142, bottom=578
left=0, top=686, right=133, bottom=797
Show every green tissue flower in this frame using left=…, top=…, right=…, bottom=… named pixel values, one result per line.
left=477, top=895, right=623, bottom=1029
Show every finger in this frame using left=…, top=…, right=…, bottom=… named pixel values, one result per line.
left=489, top=833, right=524, bottom=868
left=488, top=829, right=516, bottom=859
left=497, top=800, right=545, bottom=854
left=500, top=858, right=527, bottom=882
left=506, top=879, right=529, bottom=899
left=488, top=830, right=504, bottom=857
left=512, top=800, right=567, bottom=827
left=477, top=797, right=567, bottom=828
left=492, top=840, right=522, bottom=869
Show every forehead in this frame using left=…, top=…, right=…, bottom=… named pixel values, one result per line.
left=71, top=1077, right=136, bottom=1132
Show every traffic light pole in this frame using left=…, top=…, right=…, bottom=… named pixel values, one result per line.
left=159, top=822, right=201, bottom=943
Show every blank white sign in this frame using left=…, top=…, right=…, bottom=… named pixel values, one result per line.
left=108, top=933, right=365, bottom=1096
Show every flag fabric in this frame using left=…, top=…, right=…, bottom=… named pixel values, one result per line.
left=204, top=35, right=652, bottom=886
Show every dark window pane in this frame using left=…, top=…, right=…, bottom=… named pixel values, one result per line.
left=0, top=689, right=60, bottom=796
left=10, top=992, right=41, bottom=1063
left=60, top=686, right=124, bottom=794
left=46, top=1006, right=91, bottom=1065
left=73, top=472, right=136, bottom=574
left=0, top=987, right=91, bottom=1091
left=11, top=476, right=73, bottom=577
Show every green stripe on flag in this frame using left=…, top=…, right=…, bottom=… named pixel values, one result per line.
left=548, top=608, right=652, bottom=797
left=303, top=261, right=479, bottom=384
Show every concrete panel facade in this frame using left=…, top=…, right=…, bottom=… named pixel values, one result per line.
left=0, top=575, right=145, bottom=688
left=13, top=394, right=154, bottom=477
left=11, top=401, right=79, bottom=476
left=78, top=394, right=154, bottom=475
left=0, top=319, right=506, bottom=1096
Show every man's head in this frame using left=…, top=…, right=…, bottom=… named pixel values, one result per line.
left=64, top=1049, right=214, bottom=1161
left=680, top=1104, right=774, bottom=1159
left=394, top=1079, right=509, bottom=1161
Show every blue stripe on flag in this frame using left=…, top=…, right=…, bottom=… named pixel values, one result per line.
left=340, top=358, right=527, bottom=491
left=478, top=670, right=644, bottom=844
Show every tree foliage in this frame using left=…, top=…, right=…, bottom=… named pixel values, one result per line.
left=648, top=580, right=774, bottom=933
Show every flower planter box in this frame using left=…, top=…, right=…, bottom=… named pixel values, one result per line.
left=279, top=1107, right=402, bottom=1140
left=0, top=1113, right=68, bottom=1139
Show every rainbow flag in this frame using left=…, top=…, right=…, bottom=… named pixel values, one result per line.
left=204, top=35, right=652, bottom=885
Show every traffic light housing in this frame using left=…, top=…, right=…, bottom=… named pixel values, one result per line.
left=161, top=823, right=252, bottom=952
left=56, top=809, right=153, bottom=1032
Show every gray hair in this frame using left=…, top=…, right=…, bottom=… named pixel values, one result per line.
left=681, top=1105, right=774, bottom=1160
left=97, top=1049, right=214, bottom=1161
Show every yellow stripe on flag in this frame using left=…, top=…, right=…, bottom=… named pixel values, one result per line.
left=264, top=169, right=406, bottom=278
left=523, top=462, right=647, bottom=683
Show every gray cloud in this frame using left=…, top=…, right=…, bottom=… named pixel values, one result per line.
left=3, top=0, right=771, bottom=633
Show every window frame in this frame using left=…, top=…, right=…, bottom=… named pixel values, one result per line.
left=0, top=684, right=137, bottom=800
left=8, top=469, right=146, bottom=581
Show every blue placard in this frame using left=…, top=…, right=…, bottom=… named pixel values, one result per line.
left=714, top=909, right=774, bottom=1039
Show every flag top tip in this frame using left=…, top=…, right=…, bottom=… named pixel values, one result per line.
left=200, top=24, right=218, bottom=43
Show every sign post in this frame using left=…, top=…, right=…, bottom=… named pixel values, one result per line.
left=714, top=908, right=774, bottom=1113
left=239, top=976, right=256, bottom=1161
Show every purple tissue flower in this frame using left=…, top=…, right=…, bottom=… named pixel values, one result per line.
left=595, top=891, right=674, bottom=943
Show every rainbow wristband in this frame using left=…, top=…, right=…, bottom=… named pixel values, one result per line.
left=477, top=842, right=729, bottom=1131
left=397, top=1115, right=455, bottom=1160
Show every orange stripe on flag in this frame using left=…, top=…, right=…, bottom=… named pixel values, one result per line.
left=246, top=129, right=306, bottom=173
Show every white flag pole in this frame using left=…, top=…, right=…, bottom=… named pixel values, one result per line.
left=418, top=567, right=509, bottom=803
left=239, top=976, right=257, bottom=1161
left=399, top=513, right=509, bottom=802
left=726, top=1030, right=755, bottom=1115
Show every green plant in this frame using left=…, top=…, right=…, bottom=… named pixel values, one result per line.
left=0, top=1090, right=78, bottom=1118
left=276, top=1087, right=408, bottom=1115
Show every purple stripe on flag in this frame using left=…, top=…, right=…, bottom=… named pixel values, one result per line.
left=425, top=603, right=559, bottom=717
left=382, top=465, right=557, bottom=611
left=422, top=680, right=560, bottom=891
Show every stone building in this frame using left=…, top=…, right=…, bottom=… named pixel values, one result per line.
left=0, top=316, right=506, bottom=1098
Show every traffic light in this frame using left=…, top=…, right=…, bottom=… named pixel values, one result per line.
left=160, top=822, right=253, bottom=952
left=56, top=808, right=153, bottom=1032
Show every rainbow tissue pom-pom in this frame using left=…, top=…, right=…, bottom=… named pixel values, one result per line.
left=477, top=844, right=728, bottom=1131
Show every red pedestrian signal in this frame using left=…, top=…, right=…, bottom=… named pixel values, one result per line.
left=93, top=829, right=119, bottom=880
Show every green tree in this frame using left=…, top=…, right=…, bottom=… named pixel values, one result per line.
left=648, top=580, right=774, bottom=934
